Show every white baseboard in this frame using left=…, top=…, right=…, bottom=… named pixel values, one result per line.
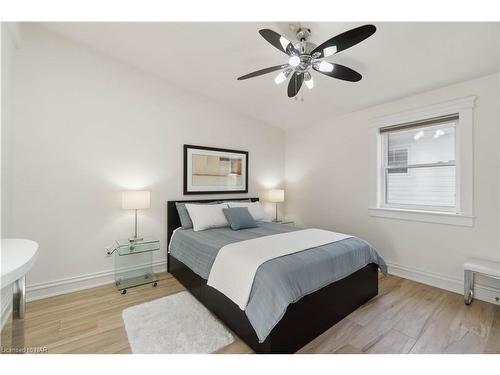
left=386, top=261, right=500, bottom=305
left=14, top=258, right=500, bottom=309
left=26, top=258, right=168, bottom=302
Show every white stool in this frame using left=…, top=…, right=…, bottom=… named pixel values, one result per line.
left=463, top=258, right=500, bottom=305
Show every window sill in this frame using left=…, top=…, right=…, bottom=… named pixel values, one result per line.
left=368, top=207, right=474, bottom=227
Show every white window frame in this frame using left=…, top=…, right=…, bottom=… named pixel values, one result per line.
left=369, top=96, right=476, bottom=227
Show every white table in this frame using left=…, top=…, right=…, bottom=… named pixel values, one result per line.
left=1, top=239, right=39, bottom=319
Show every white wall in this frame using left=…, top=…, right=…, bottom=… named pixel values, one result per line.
left=285, top=73, right=500, bottom=304
left=1, top=24, right=16, bottom=236
left=1, top=23, right=18, bottom=329
left=5, top=24, right=285, bottom=300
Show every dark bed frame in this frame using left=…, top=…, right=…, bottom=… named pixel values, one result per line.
left=167, top=198, right=379, bottom=354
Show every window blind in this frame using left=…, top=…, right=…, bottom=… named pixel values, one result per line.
left=379, top=114, right=459, bottom=134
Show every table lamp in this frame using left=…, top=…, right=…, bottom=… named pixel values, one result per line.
left=265, top=189, right=285, bottom=222
left=122, top=190, right=150, bottom=242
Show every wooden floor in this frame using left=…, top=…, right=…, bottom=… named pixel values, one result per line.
left=1, top=272, right=499, bottom=354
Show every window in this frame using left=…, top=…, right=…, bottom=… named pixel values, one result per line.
left=381, top=115, right=457, bottom=212
left=369, top=96, right=475, bottom=227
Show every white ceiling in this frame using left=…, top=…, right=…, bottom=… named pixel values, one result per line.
left=41, top=22, right=499, bottom=129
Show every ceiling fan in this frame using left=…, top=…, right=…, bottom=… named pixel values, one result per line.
left=237, top=24, right=376, bottom=98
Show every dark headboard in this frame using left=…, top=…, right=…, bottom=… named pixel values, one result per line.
left=167, top=197, right=259, bottom=247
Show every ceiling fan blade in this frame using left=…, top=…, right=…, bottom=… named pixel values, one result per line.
left=259, top=29, right=299, bottom=56
left=313, top=62, right=362, bottom=82
left=237, top=64, right=288, bottom=80
left=311, top=24, right=376, bottom=58
left=287, top=72, right=304, bottom=98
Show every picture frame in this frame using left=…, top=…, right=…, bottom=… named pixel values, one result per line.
left=183, top=144, right=249, bottom=195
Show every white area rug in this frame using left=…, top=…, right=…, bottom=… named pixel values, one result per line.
left=122, top=291, right=234, bottom=353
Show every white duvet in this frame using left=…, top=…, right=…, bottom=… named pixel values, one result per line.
left=207, top=228, right=352, bottom=310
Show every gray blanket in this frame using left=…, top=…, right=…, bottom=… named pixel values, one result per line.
left=169, top=222, right=387, bottom=342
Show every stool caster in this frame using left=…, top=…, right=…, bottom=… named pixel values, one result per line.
left=153, top=282, right=158, bottom=287
left=121, top=289, right=127, bottom=295
left=464, top=289, right=473, bottom=305
left=464, top=269, right=474, bottom=305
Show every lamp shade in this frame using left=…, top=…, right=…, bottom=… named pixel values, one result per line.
left=265, top=189, right=284, bottom=203
left=122, top=191, right=150, bottom=210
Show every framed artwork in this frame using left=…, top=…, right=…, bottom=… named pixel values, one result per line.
left=183, top=144, right=248, bottom=195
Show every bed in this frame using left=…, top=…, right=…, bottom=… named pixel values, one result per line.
left=167, top=198, right=386, bottom=353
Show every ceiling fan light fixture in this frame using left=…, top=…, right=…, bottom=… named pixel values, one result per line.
left=289, top=55, right=301, bottom=67
left=274, top=68, right=292, bottom=85
left=318, top=61, right=334, bottom=72
left=323, top=45, right=337, bottom=57
left=274, top=72, right=287, bottom=85
left=304, top=73, right=314, bottom=89
left=279, top=36, right=291, bottom=51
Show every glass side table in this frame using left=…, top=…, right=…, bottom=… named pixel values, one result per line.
left=107, top=237, right=160, bottom=294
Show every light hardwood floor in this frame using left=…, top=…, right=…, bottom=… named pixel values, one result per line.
left=1, top=272, right=499, bottom=354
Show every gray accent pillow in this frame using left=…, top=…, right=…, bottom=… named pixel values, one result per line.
left=222, top=207, right=258, bottom=230
left=176, top=199, right=252, bottom=229
left=176, top=201, right=220, bottom=229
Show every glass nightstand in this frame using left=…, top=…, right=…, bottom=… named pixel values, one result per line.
left=107, top=237, right=160, bottom=294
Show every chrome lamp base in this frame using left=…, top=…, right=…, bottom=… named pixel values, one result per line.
left=129, top=209, right=143, bottom=242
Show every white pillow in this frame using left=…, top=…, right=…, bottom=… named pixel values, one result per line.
left=185, top=203, right=229, bottom=232
left=227, top=201, right=270, bottom=222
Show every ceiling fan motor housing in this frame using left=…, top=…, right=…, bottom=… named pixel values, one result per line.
left=295, top=55, right=312, bottom=73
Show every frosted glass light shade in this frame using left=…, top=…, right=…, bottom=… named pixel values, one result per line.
left=265, top=189, right=285, bottom=203
left=122, top=191, right=150, bottom=210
